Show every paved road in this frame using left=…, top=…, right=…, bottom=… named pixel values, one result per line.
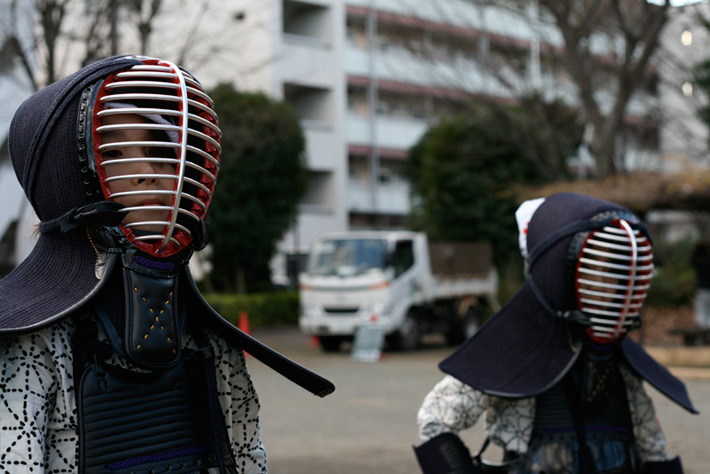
left=246, top=328, right=710, bottom=474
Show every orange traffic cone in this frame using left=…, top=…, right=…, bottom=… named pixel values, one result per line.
left=238, top=311, right=251, bottom=357
left=238, top=310, right=251, bottom=335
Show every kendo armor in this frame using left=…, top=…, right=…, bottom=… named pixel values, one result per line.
left=417, top=193, right=695, bottom=474
left=2, top=55, right=334, bottom=474
left=67, top=57, right=235, bottom=473
left=73, top=57, right=221, bottom=370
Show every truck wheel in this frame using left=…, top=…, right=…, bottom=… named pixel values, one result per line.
left=446, top=306, right=480, bottom=346
left=390, top=312, right=420, bottom=351
left=319, top=336, right=343, bottom=352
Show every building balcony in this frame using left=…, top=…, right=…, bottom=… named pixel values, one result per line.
left=344, top=46, right=513, bottom=98
left=279, top=35, right=337, bottom=86
left=302, top=119, right=340, bottom=170
left=346, top=2, right=636, bottom=62
left=347, top=178, right=411, bottom=215
left=345, top=43, right=658, bottom=120
left=345, top=112, right=429, bottom=151
left=345, top=1, right=540, bottom=46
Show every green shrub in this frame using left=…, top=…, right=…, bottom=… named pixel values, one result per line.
left=496, top=253, right=526, bottom=307
left=645, top=238, right=697, bottom=307
left=203, top=291, right=300, bottom=327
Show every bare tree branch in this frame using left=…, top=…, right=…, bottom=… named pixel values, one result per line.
left=36, top=0, right=71, bottom=83
left=4, top=0, right=38, bottom=90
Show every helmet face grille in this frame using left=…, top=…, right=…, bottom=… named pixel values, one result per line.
left=93, top=58, right=221, bottom=257
left=575, top=219, right=654, bottom=342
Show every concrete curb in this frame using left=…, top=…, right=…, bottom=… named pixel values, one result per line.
left=645, top=346, right=710, bottom=379
left=645, top=346, right=710, bottom=367
left=665, top=366, right=710, bottom=380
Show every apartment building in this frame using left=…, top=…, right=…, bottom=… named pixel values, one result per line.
left=244, top=0, right=668, bottom=284
left=2, top=0, right=704, bottom=282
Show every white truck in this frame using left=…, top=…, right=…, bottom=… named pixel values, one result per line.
left=298, top=231, right=498, bottom=352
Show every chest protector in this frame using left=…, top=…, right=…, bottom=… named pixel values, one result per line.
left=74, top=312, right=236, bottom=473
left=520, top=350, right=638, bottom=474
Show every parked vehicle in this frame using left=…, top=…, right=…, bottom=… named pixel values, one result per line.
left=298, top=231, right=498, bottom=352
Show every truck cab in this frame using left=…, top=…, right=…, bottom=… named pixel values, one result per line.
left=298, top=231, right=497, bottom=352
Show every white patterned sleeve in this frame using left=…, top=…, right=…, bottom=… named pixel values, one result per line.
left=621, top=365, right=670, bottom=463
left=417, top=375, right=487, bottom=442
left=213, top=339, right=267, bottom=474
left=0, top=332, right=57, bottom=473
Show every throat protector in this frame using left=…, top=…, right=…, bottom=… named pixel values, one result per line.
left=121, top=253, right=182, bottom=370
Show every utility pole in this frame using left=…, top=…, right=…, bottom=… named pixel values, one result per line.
left=109, top=0, right=119, bottom=55
left=529, top=0, right=541, bottom=90
left=367, top=0, right=380, bottom=223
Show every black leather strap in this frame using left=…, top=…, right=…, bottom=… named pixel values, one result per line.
left=39, top=201, right=126, bottom=234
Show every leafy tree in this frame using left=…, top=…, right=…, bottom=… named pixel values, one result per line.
left=206, top=83, right=307, bottom=293
left=408, top=101, right=580, bottom=262
left=390, top=0, right=672, bottom=178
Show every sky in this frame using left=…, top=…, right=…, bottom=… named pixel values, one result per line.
left=647, top=0, right=709, bottom=6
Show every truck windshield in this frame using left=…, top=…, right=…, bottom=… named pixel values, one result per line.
left=307, top=239, right=387, bottom=277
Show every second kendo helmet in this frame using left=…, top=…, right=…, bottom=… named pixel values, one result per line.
left=522, top=194, right=654, bottom=343
left=439, top=193, right=695, bottom=413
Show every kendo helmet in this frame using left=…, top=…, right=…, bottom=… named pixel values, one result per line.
left=0, top=55, right=220, bottom=332
left=0, top=55, right=336, bottom=399
left=524, top=193, right=654, bottom=343
left=79, top=57, right=221, bottom=258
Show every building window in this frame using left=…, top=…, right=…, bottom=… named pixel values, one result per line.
left=393, top=240, right=414, bottom=277
left=681, top=29, right=693, bottom=46
left=682, top=81, right=693, bottom=97
left=282, top=0, right=330, bottom=42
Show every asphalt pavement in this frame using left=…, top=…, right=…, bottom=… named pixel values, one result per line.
left=246, top=328, right=710, bottom=474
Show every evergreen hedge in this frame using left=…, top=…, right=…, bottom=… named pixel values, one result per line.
left=203, top=291, right=300, bottom=327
